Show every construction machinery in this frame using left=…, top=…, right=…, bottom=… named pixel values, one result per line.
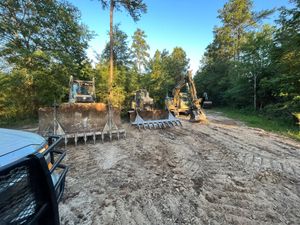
left=69, top=76, right=96, bottom=103
left=129, top=89, right=181, bottom=129
left=201, top=92, right=213, bottom=109
left=38, top=76, right=125, bottom=145
left=165, top=92, right=190, bottom=116
left=293, top=112, right=300, bottom=128
left=166, top=71, right=207, bottom=122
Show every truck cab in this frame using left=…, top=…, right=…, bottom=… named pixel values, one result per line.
left=0, top=129, right=68, bottom=225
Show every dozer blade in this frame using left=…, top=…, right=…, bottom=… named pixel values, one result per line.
left=131, top=110, right=182, bottom=129
left=38, top=103, right=125, bottom=145
left=102, top=104, right=126, bottom=142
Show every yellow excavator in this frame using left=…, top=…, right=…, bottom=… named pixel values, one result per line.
left=166, top=71, right=207, bottom=122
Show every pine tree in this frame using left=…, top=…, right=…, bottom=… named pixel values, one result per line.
left=131, top=28, right=150, bottom=73
left=99, top=0, right=147, bottom=100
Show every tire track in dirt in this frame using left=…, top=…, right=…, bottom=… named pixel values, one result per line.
left=59, top=113, right=300, bottom=225
left=180, top=121, right=300, bottom=180
left=162, top=129, right=261, bottom=224
left=166, top=119, right=300, bottom=224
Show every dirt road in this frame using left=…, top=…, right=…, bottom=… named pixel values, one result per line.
left=59, top=111, right=300, bottom=225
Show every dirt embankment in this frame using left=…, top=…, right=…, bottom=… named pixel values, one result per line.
left=59, top=111, right=300, bottom=225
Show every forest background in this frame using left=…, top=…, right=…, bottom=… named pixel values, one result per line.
left=0, top=0, right=299, bottom=129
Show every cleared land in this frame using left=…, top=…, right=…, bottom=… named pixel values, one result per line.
left=59, top=111, right=300, bottom=225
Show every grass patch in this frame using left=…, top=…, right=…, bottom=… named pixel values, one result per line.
left=211, top=107, right=300, bottom=142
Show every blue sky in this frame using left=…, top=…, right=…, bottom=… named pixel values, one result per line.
left=69, top=0, right=291, bottom=73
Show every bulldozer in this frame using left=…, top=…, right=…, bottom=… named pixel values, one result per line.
left=128, top=89, right=181, bottom=129
left=38, top=76, right=125, bottom=145
left=166, top=71, right=207, bottom=122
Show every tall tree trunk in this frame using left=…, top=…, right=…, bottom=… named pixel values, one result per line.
left=138, top=57, right=141, bottom=74
left=109, top=0, right=114, bottom=100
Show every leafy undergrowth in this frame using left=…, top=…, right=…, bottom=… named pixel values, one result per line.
left=211, top=107, right=300, bottom=142
left=0, top=117, right=38, bottom=129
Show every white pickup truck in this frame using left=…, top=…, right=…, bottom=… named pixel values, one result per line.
left=0, top=129, right=68, bottom=225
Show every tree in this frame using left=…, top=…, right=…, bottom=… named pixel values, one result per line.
left=195, top=0, right=298, bottom=124
left=131, top=28, right=150, bottom=73
left=195, top=0, right=273, bottom=107
left=144, top=50, right=169, bottom=106
left=269, top=0, right=300, bottom=113
left=217, top=0, right=273, bottom=60
left=95, top=62, right=126, bottom=108
left=0, top=0, right=91, bottom=70
left=99, top=0, right=147, bottom=100
left=238, top=25, right=275, bottom=109
left=167, top=47, right=190, bottom=82
left=142, top=47, right=190, bottom=107
left=101, top=25, right=132, bottom=67
left=217, top=0, right=254, bottom=60
left=0, top=0, right=92, bottom=121
left=194, top=58, right=231, bottom=105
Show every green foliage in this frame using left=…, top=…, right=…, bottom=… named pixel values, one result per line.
left=142, top=47, right=190, bottom=107
left=99, top=0, right=147, bottom=100
left=0, top=0, right=92, bottom=68
left=195, top=0, right=299, bottom=124
left=101, top=25, right=132, bottom=67
left=100, top=0, right=147, bottom=22
left=270, top=0, right=300, bottom=112
left=142, top=50, right=170, bottom=106
left=98, top=43, right=190, bottom=109
left=95, top=60, right=139, bottom=109
left=217, top=0, right=254, bottom=59
left=168, top=47, right=190, bottom=82
left=194, top=60, right=231, bottom=105
left=0, top=0, right=92, bottom=121
left=131, top=28, right=150, bottom=73
left=98, top=26, right=140, bottom=109
left=224, top=25, right=275, bottom=108
left=213, top=107, right=300, bottom=141
left=1, top=0, right=299, bottom=129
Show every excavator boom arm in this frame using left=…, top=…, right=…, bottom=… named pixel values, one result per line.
left=172, top=78, right=187, bottom=107
left=169, top=71, right=206, bottom=122
left=172, top=71, right=199, bottom=107
left=186, top=72, right=198, bottom=102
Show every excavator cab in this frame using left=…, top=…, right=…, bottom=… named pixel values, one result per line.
left=69, top=76, right=95, bottom=103
left=165, top=92, right=189, bottom=116
left=131, top=89, right=154, bottom=111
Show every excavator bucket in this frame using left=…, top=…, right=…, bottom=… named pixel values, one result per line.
left=130, top=110, right=182, bottom=129
left=190, top=108, right=207, bottom=122
left=38, top=103, right=125, bottom=145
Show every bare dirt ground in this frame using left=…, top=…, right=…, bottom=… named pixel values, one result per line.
left=59, top=111, right=300, bottom=225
